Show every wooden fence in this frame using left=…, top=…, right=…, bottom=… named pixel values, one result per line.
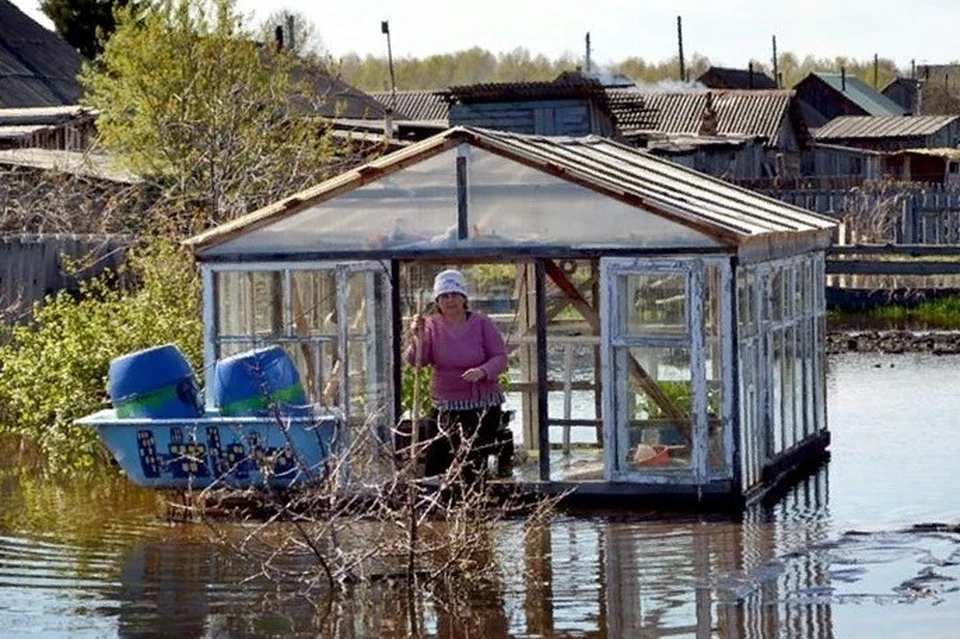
left=0, top=234, right=129, bottom=322
left=759, top=186, right=960, bottom=246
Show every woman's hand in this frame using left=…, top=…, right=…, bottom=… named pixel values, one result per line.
left=409, top=314, right=424, bottom=337
left=462, top=367, right=486, bottom=383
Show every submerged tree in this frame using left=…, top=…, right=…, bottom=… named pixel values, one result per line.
left=82, top=0, right=346, bottom=226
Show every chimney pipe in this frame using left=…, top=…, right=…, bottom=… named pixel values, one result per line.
left=286, top=14, right=296, bottom=51
left=677, top=16, right=686, bottom=82
left=748, top=61, right=754, bottom=89
left=585, top=32, right=592, bottom=73
left=841, top=66, right=846, bottom=91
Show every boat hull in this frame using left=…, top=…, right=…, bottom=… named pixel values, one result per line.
left=77, top=410, right=338, bottom=489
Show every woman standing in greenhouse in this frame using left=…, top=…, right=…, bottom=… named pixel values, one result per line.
left=405, top=269, right=508, bottom=481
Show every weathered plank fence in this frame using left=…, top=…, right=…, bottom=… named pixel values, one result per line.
left=0, top=234, right=129, bottom=321
left=760, top=186, right=960, bottom=246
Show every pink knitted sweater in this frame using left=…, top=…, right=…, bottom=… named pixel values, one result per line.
left=404, top=312, right=507, bottom=408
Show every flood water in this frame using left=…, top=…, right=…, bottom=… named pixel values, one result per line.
left=2, top=352, right=960, bottom=638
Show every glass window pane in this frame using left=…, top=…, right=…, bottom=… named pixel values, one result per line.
left=622, top=346, right=693, bottom=472
left=621, top=272, right=687, bottom=337
left=204, top=149, right=459, bottom=256
left=467, top=148, right=722, bottom=250
left=705, top=264, right=726, bottom=473
left=215, top=270, right=284, bottom=339
left=288, top=271, right=338, bottom=337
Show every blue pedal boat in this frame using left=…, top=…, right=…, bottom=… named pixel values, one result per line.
left=77, top=410, right=338, bottom=489
left=78, top=343, right=338, bottom=490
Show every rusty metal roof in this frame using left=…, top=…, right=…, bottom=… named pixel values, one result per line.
left=607, top=89, right=798, bottom=146
left=370, top=90, right=449, bottom=121
left=187, top=126, right=834, bottom=257
left=813, top=115, right=960, bottom=140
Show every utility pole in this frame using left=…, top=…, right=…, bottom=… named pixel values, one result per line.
left=677, top=16, right=685, bottom=82
left=381, top=20, right=397, bottom=114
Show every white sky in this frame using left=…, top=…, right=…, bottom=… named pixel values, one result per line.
left=10, top=0, right=960, bottom=70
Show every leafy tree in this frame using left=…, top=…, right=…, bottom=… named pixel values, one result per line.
left=40, top=0, right=130, bottom=59
left=0, top=238, right=203, bottom=470
left=82, top=0, right=340, bottom=224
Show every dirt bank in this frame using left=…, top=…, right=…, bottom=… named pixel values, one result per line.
left=827, top=330, right=960, bottom=355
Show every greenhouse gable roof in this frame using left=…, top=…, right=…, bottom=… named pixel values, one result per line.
left=186, top=126, right=835, bottom=260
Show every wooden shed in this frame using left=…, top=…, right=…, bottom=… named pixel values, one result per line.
left=185, top=126, right=836, bottom=508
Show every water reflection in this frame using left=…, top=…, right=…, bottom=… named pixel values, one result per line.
left=5, top=353, right=960, bottom=637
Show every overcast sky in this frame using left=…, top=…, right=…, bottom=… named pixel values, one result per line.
left=11, top=0, right=960, bottom=70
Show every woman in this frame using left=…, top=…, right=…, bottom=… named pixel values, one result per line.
left=405, top=269, right=508, bottom=480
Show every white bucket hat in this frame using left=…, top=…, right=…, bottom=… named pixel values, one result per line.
left=433, top=269, right=468, bottom=299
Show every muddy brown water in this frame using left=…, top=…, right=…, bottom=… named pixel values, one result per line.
left=2, top=352, right=960, bottom=638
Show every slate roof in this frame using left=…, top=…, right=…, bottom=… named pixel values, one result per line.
left=808, top=73, right=906, bottom=116
left=608, top=89, right=801, bottom=147
left=370, top=90, right=451, bottom=121
left=0, top=0, right=84, bottom=108
left=697, top=66, right=778, bottom=90
left=813, top=115, right=960, bottom=140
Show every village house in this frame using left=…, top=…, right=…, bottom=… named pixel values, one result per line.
left=793, top=71, right=906, bottom=122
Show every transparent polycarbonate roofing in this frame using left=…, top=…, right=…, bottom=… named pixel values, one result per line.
left=187, top=127, right=835, bottom=260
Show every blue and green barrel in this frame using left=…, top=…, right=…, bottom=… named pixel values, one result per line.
left=107, top=344, right=204, bottom=419
left=213, top=346, right=311, bottom=418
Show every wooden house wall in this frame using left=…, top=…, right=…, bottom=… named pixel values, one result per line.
left=448, top=99, right=615, bottom=136
left=658, top=144, right=765, bottom=180
left=883, top=81, right=920, bottom=114
left=803, top=145, right=882, bottom=181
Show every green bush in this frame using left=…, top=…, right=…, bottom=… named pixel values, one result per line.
left=0, top=239, right=203, bottom=470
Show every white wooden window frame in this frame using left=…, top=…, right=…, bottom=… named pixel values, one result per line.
left=202, top=260, right=393, bottom=429
left=600, top=256, right=733, bottom=485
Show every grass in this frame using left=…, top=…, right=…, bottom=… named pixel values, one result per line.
left=828, top=295, right=960, bottom=330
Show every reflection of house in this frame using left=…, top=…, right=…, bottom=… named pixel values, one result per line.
left=812, top=114, right=960, bottom=151
left=0, top=0, right=83, bottom=108
left=697, top=65, right=778, bottom=90
left=885, top=148, right=960, bottom=186
left=794, top=72, right=906, bottom=122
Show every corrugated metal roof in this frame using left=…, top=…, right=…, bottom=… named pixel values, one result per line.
left=813, top=115, right=959, bottom=140
left=186, top=126, right=834, bottom=254
left=370, top=90, right=450, bottom=121
left=608, top=89, right=796, bottom=146
left=810, top=73, right=906, bottom=116
left=0, top=0, right=83, bottom=108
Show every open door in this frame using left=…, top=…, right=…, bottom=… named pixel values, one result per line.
left=600, top=257, right=709, bottom=484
